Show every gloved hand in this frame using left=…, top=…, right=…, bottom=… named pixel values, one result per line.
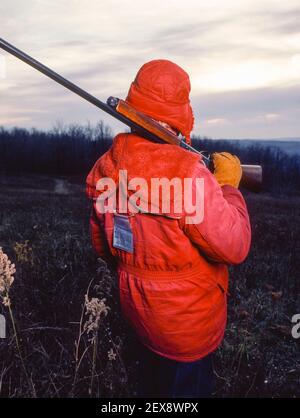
left=212, top=152, right=242, bottom=188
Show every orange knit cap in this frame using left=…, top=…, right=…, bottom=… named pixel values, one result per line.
left=126, top=60, right=194, bottom=144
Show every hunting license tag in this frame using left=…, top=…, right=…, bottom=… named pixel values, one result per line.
left=113, top=214, right=134, bottom=253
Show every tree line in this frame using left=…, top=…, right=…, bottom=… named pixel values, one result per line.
left=0, top=122, right=299, bottom=193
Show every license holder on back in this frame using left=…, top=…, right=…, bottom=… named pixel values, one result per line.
left=113, top=214, right=134, bottom=253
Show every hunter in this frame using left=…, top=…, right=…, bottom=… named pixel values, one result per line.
left=86, top=60, right=251, bottom=397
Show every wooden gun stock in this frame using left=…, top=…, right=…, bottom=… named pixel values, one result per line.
left=108, top=97, right=181, bottom=146
left=240, top=164, right=262, bottom=193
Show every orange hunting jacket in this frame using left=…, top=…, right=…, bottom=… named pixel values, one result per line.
left=86, top=133, right=251, bottom=362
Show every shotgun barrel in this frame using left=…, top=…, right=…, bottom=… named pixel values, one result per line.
left=0, top=38, right=164, bottom=144
left=0, top=38, right=262, bottom=192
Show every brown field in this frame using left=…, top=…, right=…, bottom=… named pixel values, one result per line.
left=0, top=174, right=299, bottom=397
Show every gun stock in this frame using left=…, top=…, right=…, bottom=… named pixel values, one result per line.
left=110, top=97, right=181, bottom=146
left=240, top=164, right=262, bottom=193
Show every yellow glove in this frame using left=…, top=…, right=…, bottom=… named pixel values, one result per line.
left=212, top=152, right=242, bottom=188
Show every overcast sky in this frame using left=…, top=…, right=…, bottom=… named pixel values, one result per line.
left=1, top=0, right=300, bottom=139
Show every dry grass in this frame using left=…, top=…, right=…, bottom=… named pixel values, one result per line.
left=0, top=174, right=299, bottom=397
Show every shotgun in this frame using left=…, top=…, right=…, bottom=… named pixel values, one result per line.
left=0, top=38, right=262, bottom=192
